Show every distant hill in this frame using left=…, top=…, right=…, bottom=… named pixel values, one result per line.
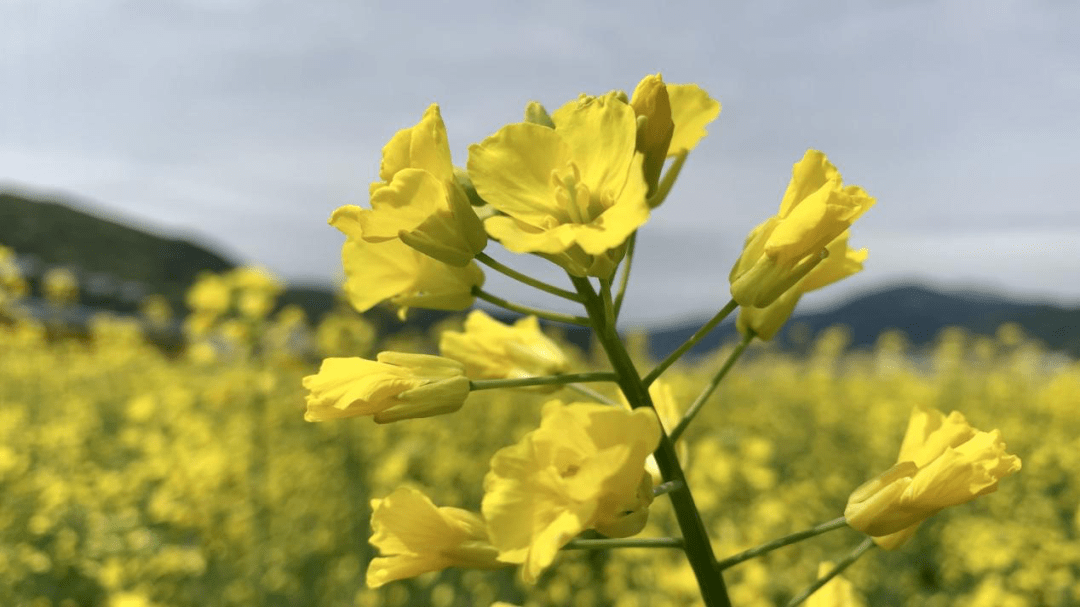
left=0, top=190, right=235, bottom=312
left=642, top=284, right=1080, bottom=360
left=3, top=188, right=1077, bottom=358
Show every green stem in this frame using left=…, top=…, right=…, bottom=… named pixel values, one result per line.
left=786, top=538, right=875, bottom=607
left=644, top=299, right=738, bottom=387
left=476, top=252, right=583, bottom=302
left=613, top=232, right=636, bottom=319
left=473, top=288, right=590, bottom=326
left=715, top=517, right=849, bottom=571
left=647, top=151, right=688, bottom=208
left=565, top=383, right=618, bottom=405
left=469, top=372, right=617, bottom=392
left=563, top=537, right=684, bottom=550
left=670, top=332, right=753, bottom=443
left=570, top=275, right=732, bottom=607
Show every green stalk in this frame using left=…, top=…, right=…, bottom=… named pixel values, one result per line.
left=570, top=275, right=732, bottom=607
left=644, top=299, right=738, bottom=387
left=469, top=372, right=616, bottom=392
left=715, top=517, right=848, bottom=571
left=472, top=288, right=590, bottom=326
left=476, top=252, right=583, bottom=302
left=669, top=332, right=753, bottom=443
left=786, top=538, right=875, bottom=607
left=563, top=537, right=684, bottom=550
left=565, top=383, right=618, bottom=405
left=613, top=232, right=637, bottom=319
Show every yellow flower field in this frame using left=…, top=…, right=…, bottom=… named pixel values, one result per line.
left=1, top=310, right=1075, bottom=606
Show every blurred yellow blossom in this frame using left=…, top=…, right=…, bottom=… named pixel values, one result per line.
left=303, top=352, right=470, bottom=423
left=482, top=401, right=661, bottom=582
left=845, top=406, right=1022, bottom=549
left=43, top=267, right=79, bottom=305
left=468, top=91, right=649, bottom=278
left=230, top=266, right=282, bottom=319
left=336, top=104, right=486, bottom=266
left=367, top=487, right=505, bottom=588
left=438, top=310, right=569, bottom=388
left=806, top=562, right=865, bottom=607
left=730, top=150, right=874, bottom=308
left=737, top=232, right=867, bottom=340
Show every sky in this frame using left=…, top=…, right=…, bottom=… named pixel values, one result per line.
left=2, top=0, right=1078, bottom=327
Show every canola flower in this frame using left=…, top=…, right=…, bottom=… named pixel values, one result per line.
left=367, top=487, right=506, bottom=588
left=438, top=310, right=570, bottom=388
left=482, top=401, right=661, bottom=583
left=730, top=150, right=875, bottom=309
left=303, top=352, right=470, bottom=423
left=344, top=104, right=487, bottom=267
left=845, top=406, right=1022, bottom=549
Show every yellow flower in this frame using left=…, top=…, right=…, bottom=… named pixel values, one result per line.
left=338, top=104, right=486, bottom=267
left=438, top=310, right=569, bottom=389
left=737, top=232, right=867, bottom=340
left=333, top=213, right=483, bottom=319
left=43, top=267, right=79, bottom=305
left=467, top=92, right=649, bottom=278
left=730, top=150, right=874, bottom=307
left=806, top=562, right=865, bottom=607
left=629, top=74, right=721, bottom=199
left=186, top=272, right=232, bottom=317
left=302, top=352, right=470, bottom=423
left=482, top=400, right=661, bottom=582
left=845, top=406, right=1021, bottom=549
left=367, top=487, right=505, bottom=588
left=229, top=266, right=282, bottom=319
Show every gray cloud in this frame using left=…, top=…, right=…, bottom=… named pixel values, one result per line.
left=2, top=0, right=1078, bottom=326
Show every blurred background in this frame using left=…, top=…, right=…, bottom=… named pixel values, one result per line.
left=2, top=0, right=1078, bottom=337
left=3, top=3, right=1080, bottom=606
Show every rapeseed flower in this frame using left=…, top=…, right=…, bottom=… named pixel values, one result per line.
left=333, top=226, right=483, bottom=320
left=467, top=92, right=649, bottom=278
left=303, top=352, right=470, bottom=423
left=730, top=150, right=874, bottom=308
left=737, top=232, right=867, bottom=340
left=482, top=401, right=661, bottom=582
left=438, top=310, right=569, bottom=388
left=629, top=74, right=720, bottom=199
left=845, top=406, right=1021, bottom=549
left=367, top=487, right=505, bottom=588
left=339, top=104, right=486, bottom=267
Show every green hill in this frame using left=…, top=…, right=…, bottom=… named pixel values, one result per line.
left=0, top=190, right=236, bottom=311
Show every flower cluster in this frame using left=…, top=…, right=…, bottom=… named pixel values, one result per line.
left=296, top=71, right=1023, bottom=606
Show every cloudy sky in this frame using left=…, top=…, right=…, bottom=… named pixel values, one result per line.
left=2, top=0, right=1078, bottom=326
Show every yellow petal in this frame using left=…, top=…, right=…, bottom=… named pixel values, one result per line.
left=551, top=92, right=639, bottom=199
left=375, top=104, right=454, bottom=189
left=667, top=83, right=721, bottom=156
left=468, top=123, right=572, bottom=225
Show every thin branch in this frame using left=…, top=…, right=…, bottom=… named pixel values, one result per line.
left=565, top=382, right=618, bottom=405
left=613, top=231, right=636, bottom=319
left=563, top=537, right=685, bottom=550
left=476, top=252, right=583, bottom=302
left=669, top=332, right=753, bottom=442
left=473, top=288, right=591, bottom=326
left=643, top=299, right=738, bottom=387
left=786, top=538, right=875, bottom=607
left=715, top=517, right=849, bottom=571
left=470, top=372, right=616, bottom=391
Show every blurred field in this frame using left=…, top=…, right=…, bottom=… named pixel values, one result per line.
left=1, top=293, right=1078, bottom=606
